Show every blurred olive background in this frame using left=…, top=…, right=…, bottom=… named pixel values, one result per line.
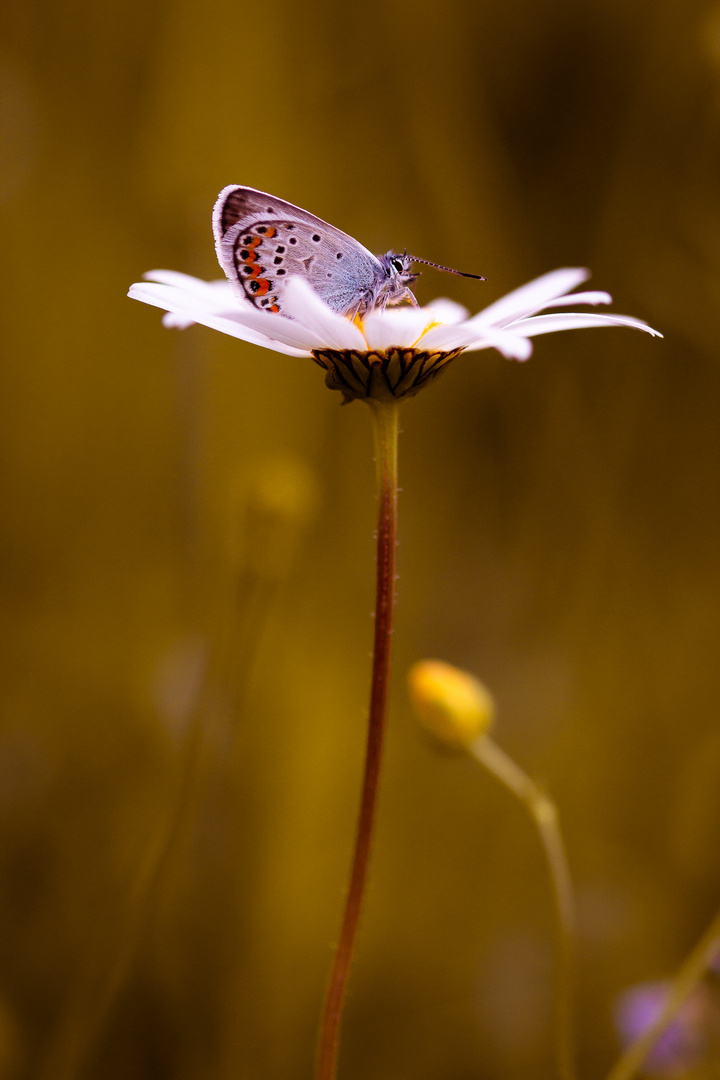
left=2, top=0, right=720, bottom=1078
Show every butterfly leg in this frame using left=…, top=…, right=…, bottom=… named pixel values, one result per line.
left=383, top=287, right=420, bottom=310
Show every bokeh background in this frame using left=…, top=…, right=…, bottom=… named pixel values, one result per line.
left=2, top=0, right=720, bottom=1077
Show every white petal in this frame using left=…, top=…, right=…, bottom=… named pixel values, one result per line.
left=363, top=307, right=433, bottom=350
left=418, top=322, right=487, bottom=351
left=511, top=312, right=663, bottom=338
left=281, top=277, right=367, bottom=350
left=144, top=270, right=235, bottom=300
left=140, top=279, right=328, bottom=351
left=418, top=318, right=532, bottom=360
left=466, top=268, right=591, bottom=329
left=162, top=311, right=197, bottom=329
left=134, top=280, right=241, bottom=319
left=460, top=331, right=534, bottom=361
left=144, top=273, right=245, bottom=327
left=128, top=283, right=313, bottom=356
left=543, top=290, right=612, bottom=309
left=423, top=297, right=470, bottom=324
left=213, top=301, right=331, bottom=351
left=132, top=273, right=368, bottom=352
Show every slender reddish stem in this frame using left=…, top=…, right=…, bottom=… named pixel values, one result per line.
left=315, top=400, right=400, bottom=1080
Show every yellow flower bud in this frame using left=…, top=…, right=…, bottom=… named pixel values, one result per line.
left=408, top=660, right=495, bottom=751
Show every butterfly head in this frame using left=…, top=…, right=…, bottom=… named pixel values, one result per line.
left=375, top=250, right=486, bottom=314
left=376, top=250, right=421, bottom=310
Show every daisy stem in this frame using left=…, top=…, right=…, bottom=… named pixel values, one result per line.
left=315, top=399, right=400, bottom=1080
left=469, top=736, right=577, bottom=1080
left=605, top=905, right=720, bottom=1080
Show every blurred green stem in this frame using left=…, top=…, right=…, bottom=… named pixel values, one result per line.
left=37, top=665, right=210, bottom=1080
left=315, top=400, right=400, bottom=1080
left=606, top=906, right=720, bottom=1080
left=470, top=735, right=577, bottom=1080
left=40, top=464, right=304, bottom=1080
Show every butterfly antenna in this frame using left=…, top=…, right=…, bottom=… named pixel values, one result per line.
left=407, top=254, right=486, bottom=281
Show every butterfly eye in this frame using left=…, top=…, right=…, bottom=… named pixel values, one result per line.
left=391, top=257, right=404, bottom=273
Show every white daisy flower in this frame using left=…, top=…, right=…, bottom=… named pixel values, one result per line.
left=128, top=267, right=661, bottom=403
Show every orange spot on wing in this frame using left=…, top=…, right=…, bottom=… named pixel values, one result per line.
left=256, top=279, right=270, bottom=295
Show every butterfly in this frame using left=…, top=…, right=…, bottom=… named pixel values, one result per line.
left=212, top=186, right=485, bottom=320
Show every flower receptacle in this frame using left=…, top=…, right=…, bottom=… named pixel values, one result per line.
left=312, top=348, right=462, bottom=403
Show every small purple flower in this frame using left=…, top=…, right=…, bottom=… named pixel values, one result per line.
left=614, top=980, right=710, bottom=1076
left=708, top=938, right=720, bottom=976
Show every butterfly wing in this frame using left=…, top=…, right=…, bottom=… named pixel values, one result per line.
left=212, top=186, right=385, bottom=317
